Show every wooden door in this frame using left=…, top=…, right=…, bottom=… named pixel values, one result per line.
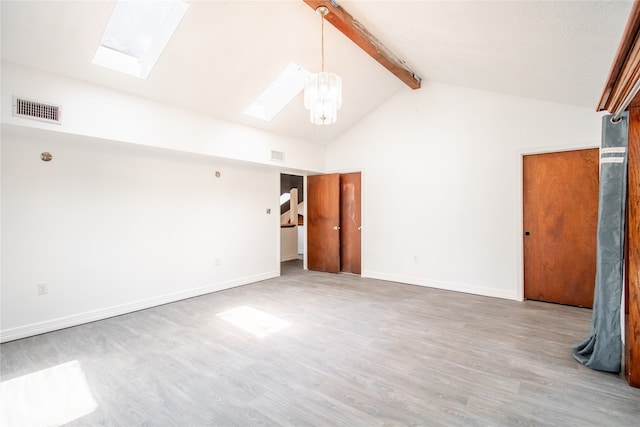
left=307, top=174, right=341, bottom=273
left=523, top=149, right=599, bottom=307
left=340, top=172, right=362, bottom=274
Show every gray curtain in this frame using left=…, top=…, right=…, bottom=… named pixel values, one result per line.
left=573, top=112, right=628, bottom=373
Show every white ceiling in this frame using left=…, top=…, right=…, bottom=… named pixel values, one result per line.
left=0, top=0, right=633, bottom=145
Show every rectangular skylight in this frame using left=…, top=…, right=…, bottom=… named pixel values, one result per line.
left=93, top=0, right=188, bottom=79
left=244, top=63, right=311, bottom=121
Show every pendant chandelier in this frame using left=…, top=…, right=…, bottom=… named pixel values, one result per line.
left=304, top=6, right=342, bottom=125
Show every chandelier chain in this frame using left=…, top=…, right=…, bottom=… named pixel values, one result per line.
left=321, top=12, right=325, bottom=72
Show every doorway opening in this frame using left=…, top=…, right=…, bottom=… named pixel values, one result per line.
left=280, top=174, right=304, bottom=273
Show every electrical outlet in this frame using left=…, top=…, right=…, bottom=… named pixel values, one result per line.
left=215, top=258, right=220, bottom=266
left=413, top=254, right=419, bottom=263
left=37, top=283, right=48, bottom=295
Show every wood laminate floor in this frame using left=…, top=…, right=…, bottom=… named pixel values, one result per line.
left=1, top=260, right=639, bottom=426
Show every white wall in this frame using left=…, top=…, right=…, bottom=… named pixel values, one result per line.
left=1, top=61, right=606, bottom=340
left=326, top=81, right=602, bottom=300
left=0, top=61, right=328, bottom=342
left=1, top=126, right=282, bottom=342
left=297, top=224, right=305, bottom=257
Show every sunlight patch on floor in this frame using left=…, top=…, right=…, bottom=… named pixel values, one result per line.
left=217, top=305, right=291, bottom=338
left=0, top=360, right=98, bottom=426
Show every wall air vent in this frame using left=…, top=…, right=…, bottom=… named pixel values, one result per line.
left=271, top=150, right=285, bottom=162
left=13, top=96, right=61, bottom=124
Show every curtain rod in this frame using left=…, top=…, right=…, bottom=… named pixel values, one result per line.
left=612, top=78, right=640, bottom=121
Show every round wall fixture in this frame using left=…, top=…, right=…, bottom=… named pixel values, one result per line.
left=41, top=152, right=53, bottom=162
left=215, top=171, right=221, bottom=178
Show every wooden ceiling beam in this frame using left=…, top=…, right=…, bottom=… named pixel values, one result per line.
left=303, top=0, right=421, bottom=90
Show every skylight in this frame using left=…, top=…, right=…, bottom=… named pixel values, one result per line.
left=92, top=0, right=188, bottom=79
left=280, top=192, right=291, bottom=205
left=244, top=63, right=311, bottom=121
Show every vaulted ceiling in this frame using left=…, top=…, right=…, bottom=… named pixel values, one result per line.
left=0, top=1, right=633, bottom=145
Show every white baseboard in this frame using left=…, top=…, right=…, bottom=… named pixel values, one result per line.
left=364, top=270, right=520, bottom=301
left=0, top=271, right=278, bottom=343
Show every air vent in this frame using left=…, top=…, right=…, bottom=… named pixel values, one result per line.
left=13, top=96, right=61, bottom=124
left=271, top=150, right=285, bottom=162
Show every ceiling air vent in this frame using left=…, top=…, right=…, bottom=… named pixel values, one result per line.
left=13, top=96, right=61, bottom=124
left=271, top=150, right=285, bottom=162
